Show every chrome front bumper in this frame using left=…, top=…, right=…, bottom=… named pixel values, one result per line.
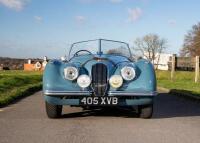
left=108, top=91, right=157, bottom=96
left=44, top=90, right=158, bottom=96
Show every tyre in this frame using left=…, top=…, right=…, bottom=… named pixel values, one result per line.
left=45, top=101, right=62, bottom=118
left=138, top=104, right=153, bottom=119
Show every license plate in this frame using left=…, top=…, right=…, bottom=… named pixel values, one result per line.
left=80, top=97, right=118, bottom=105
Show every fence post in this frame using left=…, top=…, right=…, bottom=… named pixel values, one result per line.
left=195, top=56, right=199, bottom=83
left=171, top=54, right=176, bottom=80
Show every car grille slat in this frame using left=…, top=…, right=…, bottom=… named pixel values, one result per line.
left=91, top=63, right=108, bottom=96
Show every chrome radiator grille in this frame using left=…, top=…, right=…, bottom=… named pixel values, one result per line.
left=91, top=63, right=108, bottom=96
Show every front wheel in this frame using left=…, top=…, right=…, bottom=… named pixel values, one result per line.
left=138, top=104, right=153, bottom=119
left=45, top=101, right=62, bottom=118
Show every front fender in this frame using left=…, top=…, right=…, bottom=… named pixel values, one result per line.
left=110, top=59, right=156, bottom=93
left=43, top=60, right=82, bottom=92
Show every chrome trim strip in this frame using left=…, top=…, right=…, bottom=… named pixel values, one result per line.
left=44, top=90, right=158, bottom=96
left=44, top=90, right=92, bottom=96
left=108, top=91, right=158, bottom=96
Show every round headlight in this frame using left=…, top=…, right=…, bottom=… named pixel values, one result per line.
left=77, top=75, right=91, bottom=88
left=109, top=75, right=123, bottom=88
left=121, top=66, right=136, bottom=81
left=64, top=66, right=78, bottom=80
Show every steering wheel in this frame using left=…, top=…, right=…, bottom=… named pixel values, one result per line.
left=74, top=50, right=92, bottom=57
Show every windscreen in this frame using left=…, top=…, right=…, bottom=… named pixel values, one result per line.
left=101, top=40, right=131, bottom=57
left=68, top=39, right=131, bottom=59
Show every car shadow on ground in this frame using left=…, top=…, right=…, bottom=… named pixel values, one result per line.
left=61, top=107, right=139, bottom=119
left=60, top=93, right=200, bottom=119
left=153, top=92, right=200, bottom=119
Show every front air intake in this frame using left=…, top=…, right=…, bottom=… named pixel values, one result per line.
left=91, top=63, right=108, bottom=96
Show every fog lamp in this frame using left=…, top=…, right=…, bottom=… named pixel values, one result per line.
left=109, top=75, right=123, bottom=88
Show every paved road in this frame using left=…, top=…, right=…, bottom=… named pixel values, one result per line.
left=0, top=91, right=200, bottom=143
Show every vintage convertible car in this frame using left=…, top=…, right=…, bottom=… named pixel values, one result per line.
left=43, top=39, right=157, bottom=119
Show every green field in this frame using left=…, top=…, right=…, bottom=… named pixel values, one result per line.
left=0, top=70, right=42, bottom=106
left=156, top=70, right=200, bottom=96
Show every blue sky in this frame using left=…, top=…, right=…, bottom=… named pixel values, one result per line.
left=0, top=0, right=200, bottom=58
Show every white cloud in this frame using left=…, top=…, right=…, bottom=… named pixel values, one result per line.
left=128, top=7, right=143, bottom=22
left=0, top=0, right=29, bottom=11
left=168, top=19, right=176, bottom=26
left=34, top=16, right=43, bottom=23
left=75, top=15, right=86, bottom=23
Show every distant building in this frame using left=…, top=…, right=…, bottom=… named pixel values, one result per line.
left=143, top=52, right=172, bottom=70
left=24, top=56, right=48, bottom=71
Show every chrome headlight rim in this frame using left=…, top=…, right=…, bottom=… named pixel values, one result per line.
left=109, top=75, right=123, bottom=89
left=77, top=74, right=91, bottom=88
left=64, top=66, right=79, bottom=81
left=121, top=66, right=136, bottom=81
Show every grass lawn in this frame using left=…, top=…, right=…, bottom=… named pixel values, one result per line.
left=0, top=70, right=42, bottom=106
left=156, top=70, right=200, bottom=96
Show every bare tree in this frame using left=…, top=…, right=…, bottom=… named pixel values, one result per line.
left=180, top=22, right=200, bottom=57
left=134, top=34, right=167, bottom=68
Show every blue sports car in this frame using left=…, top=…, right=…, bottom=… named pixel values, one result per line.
left=43, top=39, right=157, bottom=118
